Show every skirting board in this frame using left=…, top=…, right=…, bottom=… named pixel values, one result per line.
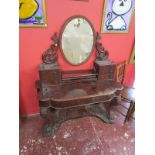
left=20, top=113, right=40, bottom=118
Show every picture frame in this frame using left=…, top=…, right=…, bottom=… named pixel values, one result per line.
left=129, top=43, right=135, bottom=64
left=100, top=0, right=134, bottom=33
left=19, top=0, right=47, bottom=28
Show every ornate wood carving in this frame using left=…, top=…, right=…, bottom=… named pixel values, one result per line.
left=96, top=32, right=109, bottom=61
left=36, top=17, right=123, bottom=137
left=41, top=103, right=114, bottom=137
left=42, top=32, right=59, bottom=64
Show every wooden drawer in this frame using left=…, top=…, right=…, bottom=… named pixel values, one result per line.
left=95, top=61, right=115, bottom=73
left=98, top=73, right=114, bottom=80
left=39, top=63, right=61, bottom=84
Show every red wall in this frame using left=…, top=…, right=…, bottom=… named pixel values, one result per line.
left=19, top=0, right=135, bottom=115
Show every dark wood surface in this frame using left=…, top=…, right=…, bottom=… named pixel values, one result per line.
left=37, top=80, right=123, bottom=108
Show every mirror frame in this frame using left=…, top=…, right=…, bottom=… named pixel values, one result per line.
left=59, top=15, right=96, bottom=66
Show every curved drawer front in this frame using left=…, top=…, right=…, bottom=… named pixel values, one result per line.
left=50, top=93, right=116, bottom=108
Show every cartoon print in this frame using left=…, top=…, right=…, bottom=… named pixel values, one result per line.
left=19, top=0, right=39, bottom=20
left=106, top=0, right=132, bottom=31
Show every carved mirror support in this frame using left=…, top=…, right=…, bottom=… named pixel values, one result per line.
left=42, top=32, right=59, bottom=64
left=95, top=32, right=109, bottom=61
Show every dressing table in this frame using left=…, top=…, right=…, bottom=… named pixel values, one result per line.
left=36, top=16, right=123, bottom=137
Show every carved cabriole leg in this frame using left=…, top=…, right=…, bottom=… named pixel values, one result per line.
left=39, top=100, right=51, bottom=119
left=110, top=96, right=121, bottom=107
left=42, top=108, right=64, bottom=137
left=114, top=90, right=122, bottom=106
left=104, top=101, right=114, bottom=122
left=39, top=100, right=60, bottom=137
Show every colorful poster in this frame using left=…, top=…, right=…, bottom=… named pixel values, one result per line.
left=101, top=0, right=134, bottom=33
left=19, top=0, right=47, bottom=27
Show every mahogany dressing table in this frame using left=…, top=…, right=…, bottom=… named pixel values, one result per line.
left=36, top=16, right=123, bottom=137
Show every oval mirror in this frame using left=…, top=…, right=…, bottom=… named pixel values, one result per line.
left=60, top=16, right=95, bottom=65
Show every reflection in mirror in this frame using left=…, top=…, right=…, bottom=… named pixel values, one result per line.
left=61, top=17, right=94, bottom=65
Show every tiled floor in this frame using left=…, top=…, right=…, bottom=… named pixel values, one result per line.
left=20, top=102, right=135, bottom=155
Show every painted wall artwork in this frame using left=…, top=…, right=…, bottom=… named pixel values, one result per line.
left=101, top=0, right=134, bottom=33
left=19, top=0, right=47, bottom=27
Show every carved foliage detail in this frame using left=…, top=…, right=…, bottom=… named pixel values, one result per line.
left=96, top=32, right=109, bottom=61
left=42, top=32, right=59, bottom=64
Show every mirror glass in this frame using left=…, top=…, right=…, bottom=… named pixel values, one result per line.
left=61, top=17, right=95, bottom=65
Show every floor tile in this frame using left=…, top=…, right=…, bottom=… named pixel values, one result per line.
left=20, top=105, right=135, bottom=155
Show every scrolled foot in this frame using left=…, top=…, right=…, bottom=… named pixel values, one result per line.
left=97, top=112, right=114, bottom=124
left=42, top=122, right=61, bottom=137
left=106, top=113, right=114, bottom=124
left=86, top=104, right=114, bottom=124
left=42, top=124, right=55, bottom=137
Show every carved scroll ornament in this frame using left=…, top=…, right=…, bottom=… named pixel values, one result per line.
left=96, top=32, right=109, bottom=61
left=42, top=32, right=59, bottom=64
